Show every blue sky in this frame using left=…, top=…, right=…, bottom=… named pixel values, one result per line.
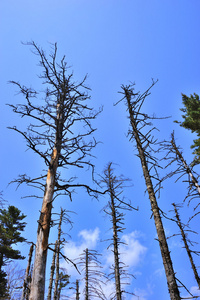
left=1, top=1, right=200, bottom=299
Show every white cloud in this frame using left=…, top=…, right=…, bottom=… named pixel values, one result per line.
left=132, top=284, right=154, bottom=300
left=78, top=227, right=100, bottom=248
left=121, top=231, right=147, bottom=267
left=190, top=286, right=200, bottom=296
left=61, top=227, right=100, bottom=276
left=104, top=231, right=147, bottom=270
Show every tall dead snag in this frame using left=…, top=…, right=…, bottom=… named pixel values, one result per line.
left=78, top=248, right=106, bottom=300
left=49, top=209, right=72, bottom=300
left=161, top=132, right=200, bottom=220
left=118, top=81, right=181, bottom=300
left=8, top=41, right=102, bottom=300
left=76, top=280, right=80, bottom=300
left=53, top=208, right=66, bottom=300
left=47, top=241, right=57, bottom=300
left=172, top=203, right=200, bottom=289
left=21, top=243, right=34, bottom=300
left=101, top=163, right=136, bottom=300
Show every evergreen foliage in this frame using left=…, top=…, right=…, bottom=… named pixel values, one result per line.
left=177, top=93, right=200, bottom=164
left=0, top=205, right=26, bottom=297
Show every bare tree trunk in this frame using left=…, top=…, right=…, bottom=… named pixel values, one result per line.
left=85, top=248, right=89, bottom=300
left=10, top=42, right=101, bottom=300
left=173, top=203, right=200, bottom=289
left=108, top=168, right=122, bottom=300
left=124, top=89, right=181, bottom=300
left=76, top=280, right=80, bottom=300
left=47, top=241, right=57, bottom=300
left=30, top=100, right=64, bottom=300
left=21, top=243, right=34, bottom=300
left=53, top=209, right=64, bottom=300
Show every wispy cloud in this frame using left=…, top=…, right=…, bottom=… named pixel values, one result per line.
left=61, top=227, right=100, bottom=276
left=104, top=231, right=147, bottom=271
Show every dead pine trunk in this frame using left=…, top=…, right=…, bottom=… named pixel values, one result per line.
left=85, top=248, right=89, bottom=300
left=123, top=86, right=181, bottom=300
left=30, top=99, right=64, bottom=300
left=173, top=203, right=200, bottom=289
left=21, top=243, right=34, bottom=300
left=76, top=280, right=80, bottom=300
left=108, top=168, right=122, bottom=300
left=53, top=209, right=64, bottom=300
left=9, top=42, right=101, bottom=300
left=47, top=241, right=57, bottom=300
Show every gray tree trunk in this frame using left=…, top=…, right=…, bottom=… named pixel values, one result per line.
left=21, top=243, right=34, bottom=300
left=29, top=101, right=64, bottom=300
left=47, top=241, right=57, bottom=300
left=53, top=209, right=64, bottom=300
left=76, top=280, right=80, bottom=300
left=107, top=168, right=122, bottom=300
left=173, top=203, right=200, bottom=289
left=85, top=248, right=89, bottom=300
left=125, top=91, right=181, bottom=300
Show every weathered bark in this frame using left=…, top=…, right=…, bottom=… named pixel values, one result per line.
left=173, top=203, right=200, bottom=289
left=30, top=96, right=64, bottom=300
left=76, top=280, right=80, bottom=300
left=53, top=209, right=64, bottom=300
left=47, top=241, right=57, bottom=300
left=85, top=248, right=89, bottom=300
left=124, top=88, right=181, bottom=300
left=9, top=42, right=101, bottom=300
left=21, top=243, right=34, bottom=300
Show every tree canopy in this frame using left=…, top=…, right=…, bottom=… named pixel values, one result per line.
left=0, top=205, right=26, bottom=297
left=177, top=93, right=200, bottom=164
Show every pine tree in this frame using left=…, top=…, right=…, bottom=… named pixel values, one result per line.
left=176, top=93, right=200, bottom=165
left=0, top=205, right=26, bottom=298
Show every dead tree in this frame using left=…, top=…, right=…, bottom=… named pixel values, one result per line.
left=53, top=208, right=66, bottom=300
left=76, top=280, right=80, bottom=300
left=161, top=132, right=200, bottom=220
left=47, top=241, right=57, bottom=300
left=8, top=41, right=102, bottom=300
left=117, top=81, right=181, bottom=300
left=21, top=243, right=34, bottom=300
left=78, top=248, right=106, bottom=300
left=101, top=163, right=137, bottom=300
left=172, top=203, right=200, bottom=289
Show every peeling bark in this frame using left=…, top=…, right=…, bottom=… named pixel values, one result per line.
left=30, top=94, right=64, bottom=300
left=9, top=42, right=101, bottom=300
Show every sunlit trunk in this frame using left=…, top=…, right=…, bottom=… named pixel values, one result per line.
left=30, top=100, right=63, bottom=300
